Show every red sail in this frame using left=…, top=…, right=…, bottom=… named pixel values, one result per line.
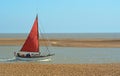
left=20, top=16, right=39, bottom=52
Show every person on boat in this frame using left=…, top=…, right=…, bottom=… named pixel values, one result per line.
left=17, top=52, right=25, bottom=57
left=26, top=53, right=31, bottom=58
left=17, top=53, right=20, bottom=57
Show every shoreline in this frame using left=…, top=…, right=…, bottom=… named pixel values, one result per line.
left=0, top=63, right=120, bottom=76
left=0, top=38, right=120, bottom=47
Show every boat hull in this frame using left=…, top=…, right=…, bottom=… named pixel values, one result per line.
left=15, top=52, right=55, bottom=61
left=15, top=56, right=50, bottom=61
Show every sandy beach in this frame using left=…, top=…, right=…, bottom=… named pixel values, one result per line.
left=0, top=38, right=120, bottom=47
left=0, top=63, right=119, bottom=76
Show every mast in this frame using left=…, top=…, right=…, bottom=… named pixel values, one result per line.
left=37, top=14, right=39, bottom=52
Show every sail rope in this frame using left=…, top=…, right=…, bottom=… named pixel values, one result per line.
left=38, top=16, right=52, bottom=55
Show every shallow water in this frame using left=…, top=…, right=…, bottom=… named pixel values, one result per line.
left=0, top=46, right=120, bottom=64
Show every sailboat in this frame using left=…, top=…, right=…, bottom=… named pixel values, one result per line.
left=14, top=15, right=54, bottom=61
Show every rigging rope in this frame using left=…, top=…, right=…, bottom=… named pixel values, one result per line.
left=38, top=15, right=52, bottom=54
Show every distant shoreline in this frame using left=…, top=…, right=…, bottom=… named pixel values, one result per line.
left=0, top=38, right=120, bottom=47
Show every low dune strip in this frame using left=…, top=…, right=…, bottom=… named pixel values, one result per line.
left=0, top=38, right=120, bottom=47
left=0, top=63, right=120, bottom=76
left=0, top=38, right=120, bottom=48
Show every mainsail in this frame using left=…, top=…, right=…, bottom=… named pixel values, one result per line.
left=20, top=15, right=39, bottom=52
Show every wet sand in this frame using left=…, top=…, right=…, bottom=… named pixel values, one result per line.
left=0, top=38, right=120, bottom=47
left=0, top=63, right=120, bottom=76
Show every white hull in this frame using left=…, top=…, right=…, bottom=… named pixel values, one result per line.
left=14, top=52, right=54, bottom=61
left=15, top=56, right=50, bottom=61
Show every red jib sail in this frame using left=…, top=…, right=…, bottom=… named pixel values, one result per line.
left=20, top=16, right=39, bottom=52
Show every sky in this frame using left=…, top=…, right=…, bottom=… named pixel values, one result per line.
left=0, top=0, right=120, bottom=33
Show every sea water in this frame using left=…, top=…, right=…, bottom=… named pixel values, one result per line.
left=0, top=46, right=120, bottom=64
left=0, top=33, right=120, bottom=64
